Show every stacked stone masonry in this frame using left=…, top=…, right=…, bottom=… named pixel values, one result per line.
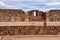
left=0, top=26, right=60, bottom=36
left=47, top=10, right=60, bottom=21
left=0, top=9, right=60, bottom=36
left=0, top=9, right=25, bottom=22
left=0, top=9, right=45, bottom=22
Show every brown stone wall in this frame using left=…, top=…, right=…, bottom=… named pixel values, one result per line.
left=0, top=9, right=60, bottom=36
left=47, top=10, right=60, bottom=21
left=0, top=26, right=44, bottom=36
left=0, top=26, right=60, bottom=36
left=0, top=9, right=25, bottom=22
left=28, top=10, right=44, bottom=21
left=0, top=9, right=46, bottom=22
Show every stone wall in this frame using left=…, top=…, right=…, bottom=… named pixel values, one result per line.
left=0, top=9, right=60, bottom=22
left=28, top=10, right=44, bottom=21
left=0, top=26, right=60, bottom=36
left=0, top=26, right=44, bottom=36
left=0, top=9, right=45, bottom=22
left=47, top=10, right=60, bottom=21
left=0, top=9, right=25, bottom=22
left=0, top=9, right=60, bottom=36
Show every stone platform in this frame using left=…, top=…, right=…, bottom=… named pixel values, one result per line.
left=0, top=35, right=60, bottom=40
left=0, top=22, right=44, bottom=26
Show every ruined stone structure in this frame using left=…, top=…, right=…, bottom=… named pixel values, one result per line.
left=0, top=26, right=43, bottom=36
left=28, top=10, right=44, bottom=21
left=0, top=9, right=44, bottom=22
left=47, top=10, right=60, bottom=21
left=0, top=26, right=60, bottom=36
left=0, top=9, right=60, bottom=36
left=46, top=10, right=60, bottom=35
left=0, top=9, right=25, bottom=22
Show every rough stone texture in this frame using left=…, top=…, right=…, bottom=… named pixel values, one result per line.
left=47, top=10, right=60, bottom=21
left=0, top=26, right=60, bottom=36
left=0, top=9, right=45, bottom=22
left=0, top=9, right=60, bottom=40
left=0, top=9, right=25, bottom=22
left=28, top=10, right=44, bottom=21
left=0, top=9, right=60, bottom=22
left=0, top=26, right=44, bottom=36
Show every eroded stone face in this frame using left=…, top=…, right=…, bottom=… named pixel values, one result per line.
left=0, top=26, right=60, bottom=36
left=0, top=26, right=44, bottom=36
left=47, top=10, right=60, bottom=21
left=0, top=9, right=45, bottom=22
left=0, top=9, right=25, bottom=22
left=45, top=26, right=59, bottom=35
left=28, top=10, right=45, bottom=21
